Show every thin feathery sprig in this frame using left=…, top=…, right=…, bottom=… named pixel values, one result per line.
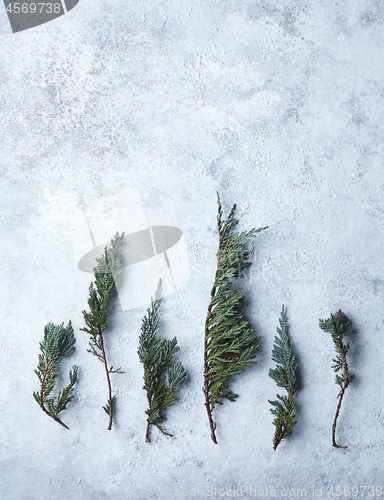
left=33, top=321, right=78, bottom=429
left=81, top=231, right=125, bottom=430
left=203, top=192, right=268, bottom=443
left=319, top=310, right=355, bottom=448
left=268, top=305, right=298, bottom=450
left=138, top=280, right=186, bottom=442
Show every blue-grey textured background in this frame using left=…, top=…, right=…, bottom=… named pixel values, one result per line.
left=0, top=1, right=383, bottom=499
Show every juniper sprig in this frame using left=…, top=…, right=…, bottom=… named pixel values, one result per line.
left=204, top=192, right=268, bottom=444
left=33, top=321, right=78, bottom=429
left=138, top=281, right=186, bottom=442
left=319, top=310, right=355, bottom=449
left=81, top=232, right=125, bottom=430
left=268, top=305, right=298, bottom=450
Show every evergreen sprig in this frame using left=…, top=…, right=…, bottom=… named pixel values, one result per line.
left=81, top=231, right=125, bottom=430
left=268, top=305, right=298, bottom=450
left=204, top=192, right=268, bottom=443
left=33, top=321, right=78, bottom=429
left=319, top=310, right=355, bottom=448
left=138, top=281, right=186, bottom=442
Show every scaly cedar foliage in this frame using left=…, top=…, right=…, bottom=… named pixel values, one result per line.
left=33, top=321, right=78, bottom=429
left=319, top=310, right=355, bottom=448
left=81, top=232, right=125, bottom=430
left=204, top=192, right=268, bottom=443
left=138, top=281, right=186, bottom=442
left=268, top=305, right=298, bottom=450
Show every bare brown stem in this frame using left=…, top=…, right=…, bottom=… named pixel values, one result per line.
left=332, top=352, right=349, bottom=449
left=145, top=421, right=151, bottom=442
left=157, top=427, right=173, bottom=438
left=145, top=396, right=152, bottom=442
left=99, top=329, right=113, bottom=430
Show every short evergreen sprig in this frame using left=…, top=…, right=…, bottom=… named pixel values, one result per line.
left=319, top=310, right=355, bottom=449
left=204, top=192, right=268, bottom=444
left=33, top=321, right=78, bottom=430
left=138, top=281, right=186, bottom=442
left=268, top=305, right=298, bottom=450
left=81, top=232, right=125, bottom=430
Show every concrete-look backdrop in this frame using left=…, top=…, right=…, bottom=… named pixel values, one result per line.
left=0, top=1, right=383, bottom=499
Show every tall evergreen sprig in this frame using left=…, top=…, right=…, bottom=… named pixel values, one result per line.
left=319, top=310, right=355, bottom=449
left=204, top=192, right=268, bottom=444
left=268, top=305, right=298, bottom=450
left=81, top=232, right=125, bottom=430
left=33, top=321, right=78, bottom=430
left=138, top=281, right=186, bottom=442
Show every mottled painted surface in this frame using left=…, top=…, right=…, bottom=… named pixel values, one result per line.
left=0, top=1, right=383, bottom=498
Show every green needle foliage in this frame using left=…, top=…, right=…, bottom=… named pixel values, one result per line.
left=138, top=281, right=186, bottom=442
left=81, top=231, right=125, bottom=430
left=204, top=192, right=268, bottom=444
left=268, top=305, right=298, bottom=450
left=319, top=310, right=355, bottom=449
left=33, top=321, right=78, bottom=430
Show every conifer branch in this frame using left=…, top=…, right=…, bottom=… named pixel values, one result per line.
left=268, top=305, right=298, bottom=450
left=319, top=310, right=355, bottom=449
left=204, top=192, right=268, bottom=443
left=138, top=280, right=186, bottom=442
left=33, top=321, right=78, bottom=429
left=81, top=232, right=125, bottom=430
